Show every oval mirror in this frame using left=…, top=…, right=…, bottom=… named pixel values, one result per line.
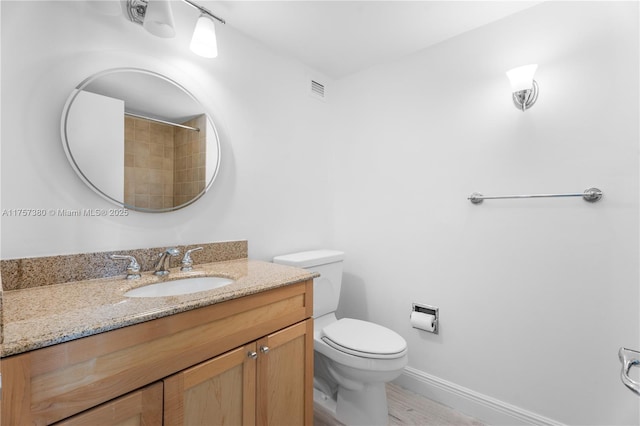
left=61, top=68, right=221, bottom=212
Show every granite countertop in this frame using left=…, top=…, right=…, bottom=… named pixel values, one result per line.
left=1, top=259, right=316, bottom=357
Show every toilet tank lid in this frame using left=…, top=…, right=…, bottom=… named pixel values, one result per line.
left=273, top=250, right=345, bottom=268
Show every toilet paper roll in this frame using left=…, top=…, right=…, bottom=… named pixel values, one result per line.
left=411, top=311, right=437, bottom=332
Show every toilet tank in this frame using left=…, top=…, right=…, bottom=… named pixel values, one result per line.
left=273, top=250, right=345, bottom=318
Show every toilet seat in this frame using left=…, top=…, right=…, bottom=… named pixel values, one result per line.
left=321, top=318, right=407, bottom=360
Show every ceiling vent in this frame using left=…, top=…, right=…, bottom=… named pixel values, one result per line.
left=310, top=79, right=326, bottom=101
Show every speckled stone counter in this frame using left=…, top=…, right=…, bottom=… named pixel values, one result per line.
left=1, top=259, right=316, bottom=357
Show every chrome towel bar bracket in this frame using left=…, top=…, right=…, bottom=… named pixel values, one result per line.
left=619, top=347, right=640, bottom=396
left=468, top=187, right=602, bottom=204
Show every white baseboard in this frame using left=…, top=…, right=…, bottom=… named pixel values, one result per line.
left=394, top=367, right=565, bottom=426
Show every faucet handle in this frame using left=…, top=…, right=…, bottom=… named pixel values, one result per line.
left=181, top=247, right=203, bottom=272
left=110, top=254, right=141, bottom=279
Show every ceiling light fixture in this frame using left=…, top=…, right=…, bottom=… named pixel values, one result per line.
left=127, top=0, right=225, bottom=57
left=506, top=64, right=539, bottom=112
left=190, top=14, right=218, bottom=58
left=127, top=0, right=175, bottom=38
left=142, top=0, right=175, bottom=38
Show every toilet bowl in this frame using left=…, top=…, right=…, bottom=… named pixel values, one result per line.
left=273, top=250, right=408, bottom=426
left=314, top=313, right=408, bottom=425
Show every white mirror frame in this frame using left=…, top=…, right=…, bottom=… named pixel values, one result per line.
left=61, top=68, right=221, bottom=213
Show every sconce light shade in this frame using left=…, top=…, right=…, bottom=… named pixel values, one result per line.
left=143, top=0, right=176, bottom=38
left=506, top=64, right=537, bottom=91
left=506, top=64, right=538, bottom=111
left=190, top=15, right=218, bottom=58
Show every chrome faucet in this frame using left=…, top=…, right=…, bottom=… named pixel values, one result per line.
left=154, top=247, right=180, bottom=276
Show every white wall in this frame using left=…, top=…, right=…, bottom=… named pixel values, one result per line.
left=66, top=90, right=124, bottom=202
left=1, top=1, right=334, bottom=260
left=330, top=2, right=639, bottom=425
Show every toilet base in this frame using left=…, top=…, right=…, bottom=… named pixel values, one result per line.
left=313, top=384, right=389, bottom=426
left=336, top=382, right=389, bottom=426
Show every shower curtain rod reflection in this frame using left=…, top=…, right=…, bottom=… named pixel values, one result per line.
left=125, top=112, right=200, bottom=132
left=468, top=187, right=603, bottom=204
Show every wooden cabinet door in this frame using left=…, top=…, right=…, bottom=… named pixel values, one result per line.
left=55, top=382, right=162, bottom=426
left=256, top=319, right=314, bottom=426
left=164, top=343, right=257, bottom=426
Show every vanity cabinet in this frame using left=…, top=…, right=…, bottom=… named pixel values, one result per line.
left=164, top=343, right=257, bottom=425
left=164, top=320, right=311, bottom=426
left=55, top=383, right=163, bottom=426
left=1, top=280, right=313, bottom=425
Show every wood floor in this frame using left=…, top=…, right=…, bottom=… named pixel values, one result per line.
left=314, top=383, right=484, bottom=426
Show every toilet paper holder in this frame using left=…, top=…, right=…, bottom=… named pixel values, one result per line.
left=411, top=303, right=439, bottom=334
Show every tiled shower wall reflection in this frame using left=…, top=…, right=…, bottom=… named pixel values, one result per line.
left=174, top=115, right=207, bottom=206
left=124, top=115, right=206, bottom=209
left=124, top=116, right=175, bottom=209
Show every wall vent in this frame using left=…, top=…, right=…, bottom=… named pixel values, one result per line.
left=310, top=79, right=326, bottom=101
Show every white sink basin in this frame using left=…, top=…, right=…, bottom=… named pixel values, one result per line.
left=124, top=276, right=234, bottom=298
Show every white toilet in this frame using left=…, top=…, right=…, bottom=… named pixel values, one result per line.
left=273, top=250, right=408, bottom=426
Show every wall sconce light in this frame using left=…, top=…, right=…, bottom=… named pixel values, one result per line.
left=506, top=64, right=539, bottom=112
left=127, top=0, right=225, bottom=57
left=127, top=0, right=175, bottom=38
left=142, top=0, right=175, bottom=38
left=190, top=14, right=218, bottom=58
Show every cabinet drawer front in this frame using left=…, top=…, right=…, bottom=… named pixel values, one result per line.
left=54, top=382, right=163, bottom=426
left=2, top=281, right=312, bottom=424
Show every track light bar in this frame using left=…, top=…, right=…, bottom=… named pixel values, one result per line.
left=127, top=0, right=225, bottom=29
left=182, top=0, right=225, bottom=24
